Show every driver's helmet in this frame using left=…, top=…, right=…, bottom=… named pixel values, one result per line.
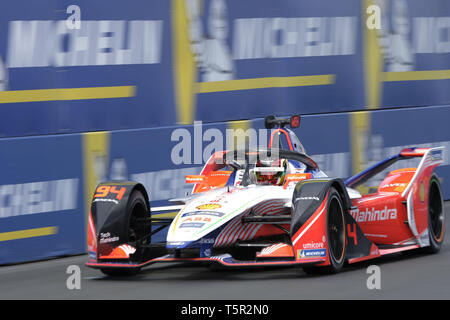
left=253, top=158, right=288, bottom=185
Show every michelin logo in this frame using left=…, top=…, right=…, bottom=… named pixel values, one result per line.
left=298, top=249, right=327, bottom=259
left=233, top=16, right=357, bottom=59
left=0, top=178, right=78, bottom=218
left=7, top=20, right=163, bottom=68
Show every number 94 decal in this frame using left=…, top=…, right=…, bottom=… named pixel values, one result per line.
left=94, top=185, right=126, bottom=201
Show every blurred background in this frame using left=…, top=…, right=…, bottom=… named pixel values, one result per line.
left=0, top=0, right=449, bottom=264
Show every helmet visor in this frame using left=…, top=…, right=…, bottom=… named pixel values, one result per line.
left=253, top=167, right=285, bottom=183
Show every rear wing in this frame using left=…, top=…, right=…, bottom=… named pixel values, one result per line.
left=400, top=147, right=444, bottom=198
left=345, top=147, right=444, bottom=191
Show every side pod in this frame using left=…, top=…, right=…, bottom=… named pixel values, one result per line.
left=290, top=178, right=351, bottom=237
left=290, top=179, right=380, bottom=265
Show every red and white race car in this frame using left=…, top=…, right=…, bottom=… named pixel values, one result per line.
left=86, top=115, right=445, bottom=276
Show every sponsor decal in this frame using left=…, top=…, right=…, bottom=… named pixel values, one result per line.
left=93, top=198, right=119, bottom=205
left=196, top=203, right=222, bottom=210
left=185, top=175, right=205, bottom=183
left=298, top=249, right=327, bottom=259
left=179, top=222, right=205, bottom=229
left=198, top=238, right=215, bottom=244
left=350, top=206, right=397, bottom=223
left=365, top=233, right=388, bottom=238
left=302, top=241, right=324, bottom=249
left=7, top=20, right=163, bottom=68
left=233, top=17, right=357, bottom=60
left=379, top=183, right=406, bottom=189
left=99, top=232, right=119, bottom=244
left=431, top=150, right=443, bottom=161
left=199, top=237, right=215, bottom=258
left=168, top=241, right=186, bottom=246
left=181, top=216, right=212, bottom=223
left=297, top=196, right=320, bottom=201
left=182, top=211, right=225, bottom=218
left=283, top=173, right=312, bottom=189
left=209, top=172, right=231, bottom=177
left=419, top=181, right=425, bottom=202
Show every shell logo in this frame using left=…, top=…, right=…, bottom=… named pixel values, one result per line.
left=196, top=203, right=222, bottom=210
left=419, top=181, right=425, bottom=202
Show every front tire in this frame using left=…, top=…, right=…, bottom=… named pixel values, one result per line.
left=303, top=187, right=346, bottom=275
left=101, top=189, right=150, bottom=277
left=127, top=190, right=151, bottom=249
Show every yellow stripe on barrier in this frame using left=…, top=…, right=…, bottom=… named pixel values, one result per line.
left=383, top=70, right=450, bottom=82
left=154, top=211, right=179, bottom=219
left=0, top=227, right=58, bottom=242
left=82, top=131, right=110, bottom=249
left=0, top=86, right=136, bottom=103
left=196, top=75, right=335, bottom=93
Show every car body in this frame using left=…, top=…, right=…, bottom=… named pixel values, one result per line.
left=86, top=115, right=445, bottom=276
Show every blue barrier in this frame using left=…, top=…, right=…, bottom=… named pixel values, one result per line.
left=0, top=0, right=448, bottom=137
left=0, top=0, right=449, bottom=264
left=0, top=134, right=85, bottom=264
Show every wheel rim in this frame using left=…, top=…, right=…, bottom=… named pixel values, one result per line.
left=328, top=195, right=345, bottom=263
left=429, top=180, right=444, bottom=242
left=128, top=201, right=149, bottom=247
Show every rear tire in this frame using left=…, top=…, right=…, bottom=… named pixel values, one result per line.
left=303, top=187, right=346, bottom=275
left=424, top=175, right=445, bottom=254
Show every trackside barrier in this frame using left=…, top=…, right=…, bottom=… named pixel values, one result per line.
left=0, top=0, right=448, bottom=137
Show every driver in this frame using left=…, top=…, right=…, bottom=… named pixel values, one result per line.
left=253, top=158, right=288, bottom=185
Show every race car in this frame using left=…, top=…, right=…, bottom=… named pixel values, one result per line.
left=86, top=115, right=445, bottom=276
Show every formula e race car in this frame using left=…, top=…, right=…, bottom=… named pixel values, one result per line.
left=86, top=115, right=445, bottom=276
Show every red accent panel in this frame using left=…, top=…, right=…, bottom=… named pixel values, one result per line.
left=256, top=243, right=295, bottom=258
left=350, top=193, right=411, bottom=245
left=400, top=148, right=429, bottom=157
left=268, top=129, right=294, bottom=150
left=87, top=210, right=97, bottom=261
left=291, top=193, right=330, bottom=266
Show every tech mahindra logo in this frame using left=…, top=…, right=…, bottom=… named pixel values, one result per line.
left=350, top=206, right=397, bottom=223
